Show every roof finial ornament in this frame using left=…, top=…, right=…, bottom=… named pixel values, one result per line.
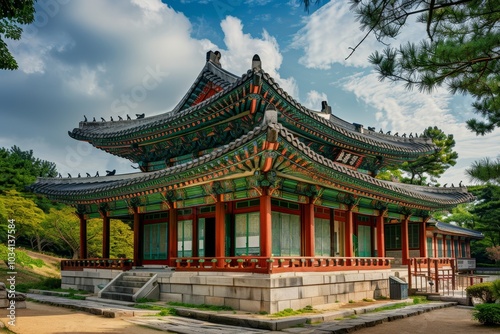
left=136, top=113, right=145, bottom=119
left=252, top=54, right=261, bottom=71
left=459, top=180, right=463, bottom=187
left=106, top=169, right=116, bottom=176
left=206, top=50, right=221, bottom=67
left=127, top=114, right=131, bottom=120
left=321, top=101, right=331, bottom=115
left=83, top=115, right=87, bottom=122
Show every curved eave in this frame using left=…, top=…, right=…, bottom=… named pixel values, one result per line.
left=68, top=61, right=247, bottom=144
left=256, top=71, right=437, bottom=160
left=433, top=221, right=484, bottom=239
left=31, top=123, right=474, bottom=211
left=274, top=124, right=474, bottom=209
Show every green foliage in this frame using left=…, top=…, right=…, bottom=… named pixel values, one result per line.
left=472, top=303, right=500, bottom=325
left=467, top=157, right=500, bottom=185
left=492, top=279, right=500, bottom=301
left=377, top=126, right=457, bottom=185
left=17, top=277, right=62, bottom=293
left=0, top=146, right=57, bottom=192
left=0, top=190, right=45, bottom=242
left=166, top=301, right=233, bottom=311
left=349, top=0, right=500, bottom=135
left=270, top=306, right=315, bottom=317
left=0, top=243, right=44, bottom=268
left=466, top=282, right=496, bottom=304
left=468, top=185, right=500, bottom=247
left=0, top=0, right=36, bottom=70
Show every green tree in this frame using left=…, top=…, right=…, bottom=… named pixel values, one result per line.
left=0, top=145, right=58, bottom=193
left=0, top=190, right=45, bottom=244
left=303, top=0, right=500, bottom=135
left=42, top=207, right=134, bottom=259
left=469, top=185, right=500, bottom=247
left=467, top=156, right=500, bottom=185
left=377, top=126, right=457, bottom=185
left=1, top=0, right=36, bottom=70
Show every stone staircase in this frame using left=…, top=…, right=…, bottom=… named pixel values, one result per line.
left=98, top=271, right=158, bottom=302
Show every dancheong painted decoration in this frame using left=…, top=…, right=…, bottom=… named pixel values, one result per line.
left=30, top=51, right=481, bottom=272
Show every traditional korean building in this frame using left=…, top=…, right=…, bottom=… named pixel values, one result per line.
left=30, top=51, right=481, bottom=312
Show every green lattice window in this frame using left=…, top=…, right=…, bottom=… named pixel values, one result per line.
left=408, top=224, right=420, bottom=249
left=437, top=238, right=443, bottom=257
left=143, top=223, right=168, bottom=260
left=177, top=220, right=193, bottom=257
left=454, top=240, right=459, bottom=257
left=315, top=218, right=331, bottom=256
left=446, top=239, right=452, bottom=257
left=235, top=212, right=260, bottom=256
left=427, top=237, right=433, bottom=257
left=272, top=212, right=301, bottom=256
left=384, top=224, right=401, bottom=250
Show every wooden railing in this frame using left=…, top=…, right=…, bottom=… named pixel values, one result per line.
left=61, top=258, right=133, bottom=271
left=408, top=257, right=485, bottom=295
left=174, top=256, right=393, bottom=273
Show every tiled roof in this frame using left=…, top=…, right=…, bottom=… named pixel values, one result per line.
left=432, top=221, right=484, bottom=239
left=30, top=122, right=474, bottom=208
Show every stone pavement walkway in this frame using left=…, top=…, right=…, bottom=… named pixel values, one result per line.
left=21, top=293, right=468, bottom=333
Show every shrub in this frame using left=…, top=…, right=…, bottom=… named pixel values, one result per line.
left=472, top=304, right=500, bottom=325
left=492, top=280, right=500, bottom=301
left=466, top=282, right=496, bottom=303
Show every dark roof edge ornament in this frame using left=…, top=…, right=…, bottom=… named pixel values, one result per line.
left=252, top=54, right=261, bottom=71
left=206, top=50, right=221, bottom=67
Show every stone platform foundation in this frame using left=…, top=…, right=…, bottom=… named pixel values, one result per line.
left=62, top=269, right=391, bottom=313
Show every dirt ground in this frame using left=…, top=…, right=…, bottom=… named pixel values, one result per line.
left=354, top=306, right=500, bottom=334
left=2, top=302, right=500, bottom=334
left=0, top=302, right=165, bottom=334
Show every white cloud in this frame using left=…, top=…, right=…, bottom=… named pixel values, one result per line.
left=338, top=71, right=500, bottom=184
left=220, top=16, right=299, bottom=98
left=291, top=1, right=380, bottom=69
left=304, top=90, right=328, bottom=110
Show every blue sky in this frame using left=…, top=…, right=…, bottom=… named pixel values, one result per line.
left=1, top=0, right=499, bottom=185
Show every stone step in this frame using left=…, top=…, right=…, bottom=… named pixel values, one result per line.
left=114, top=280, right=146, bottom=288
left=100, top=291, right=134, bottom=302
left=121, top=275, right=151, bottom=282
left=108, top=285, right=140, bottom=294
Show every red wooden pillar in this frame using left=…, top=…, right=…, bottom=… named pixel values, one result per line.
left=215, top=195, right=226, bottom=268
left=344, top=207, right=354, bottom=257
left=401, top=216, right=409, bottom=265
left=260, top=187, right=272, bottom=258
left=443, top=236, right=447, bottom=258
left=376, top=213, right=385, bottom=257
left=465, top=239, right=471, bottom=258
left=102, top=216, right=110, bottom=259
left=433, top=234, right=438, bottom=258
left=450, top=236, right=455, bottom=258
left=168, top=205, right=178, bottom=266
left=133, top=209, right=142, bottom=267
left=303, top=201, right=315, bottom=257
left=79, top=215, right=87, bottom=259
left=419, top=221, right=427, bottom=258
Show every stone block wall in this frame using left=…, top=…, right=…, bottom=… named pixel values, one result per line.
left=157, top=270, right=391, bottom=314
left=61, top=269, right=122, bottom=293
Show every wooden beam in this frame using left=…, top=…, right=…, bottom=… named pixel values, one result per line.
left=133, top=209, right=142, bottom=267
left=345, top=207, right=354, bottom=257
left=376, top=213, right=385, bottom=257
left=260, top=187, right=272, bottom=258
left=215, top=195, right=226, bottom=268
left=420, top=220, right=427, bottom=258
left=401, top=216, right=409, bottom=265
left=102, top=216, right=110, bottom=259
left=303, top=201, right=315, bottom=257
left=168, top=205, right=178, bottom=266
left=79, top=215, right=87, bottom=259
